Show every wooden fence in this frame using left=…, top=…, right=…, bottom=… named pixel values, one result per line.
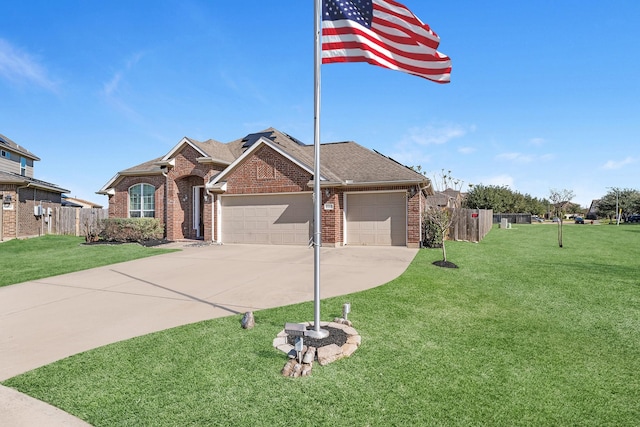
left=55, top=207, right=108, bottom=237
left=448, top=208, right=493, bottom=243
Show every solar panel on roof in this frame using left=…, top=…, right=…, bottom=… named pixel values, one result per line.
left=241, top=131, right=275, bottom=149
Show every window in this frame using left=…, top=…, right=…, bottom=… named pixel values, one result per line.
left=20, top=157, right=26, bottom=176
left=0, top=150, right=9, bottom=159
left=129, top=184, right=155, bottom=218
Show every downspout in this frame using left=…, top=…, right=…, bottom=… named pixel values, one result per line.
left=205, top=187, right=214, bottom=242
left=162, top=169, right=169, bottom=240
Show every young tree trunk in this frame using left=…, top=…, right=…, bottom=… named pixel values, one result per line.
left=558, top=219, right=563, bottom=248
left=441, top=237, right=447, bottom=261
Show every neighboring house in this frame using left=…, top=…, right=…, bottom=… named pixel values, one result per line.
left=0, top=133, right=69, bottom=240
left=426, top=188, right=463, bottom=209
left=99, top=128, right=433, bottom=247
left=62, top=195, right=103, bottom=209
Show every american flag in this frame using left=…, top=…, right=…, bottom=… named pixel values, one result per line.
left=322, top=0, right=451, bottom=83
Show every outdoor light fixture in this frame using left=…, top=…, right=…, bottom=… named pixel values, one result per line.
left=342, top=302, right=351, bottom=321
left=2, top=194, right=12, bottom=206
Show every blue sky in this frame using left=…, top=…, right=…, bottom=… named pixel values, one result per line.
left=1, top=1, right=638, bottom=207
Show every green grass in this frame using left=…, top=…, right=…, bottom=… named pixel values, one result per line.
left=4, top=224, right=640, bottom=426
left=0, top=235, right=177, bottom=287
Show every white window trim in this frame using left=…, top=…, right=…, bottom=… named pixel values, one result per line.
left=128, top=183, right=156, bottom=218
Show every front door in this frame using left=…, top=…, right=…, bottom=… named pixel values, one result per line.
left=193, top=186, right=205, bottom=239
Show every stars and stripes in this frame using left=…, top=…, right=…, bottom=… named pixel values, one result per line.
left=322, top=0, right=451, bottom=83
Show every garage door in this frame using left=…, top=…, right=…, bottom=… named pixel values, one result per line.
left=221, top=194, right=312, bottom=245
left=346, top=192, right=407, bottom=246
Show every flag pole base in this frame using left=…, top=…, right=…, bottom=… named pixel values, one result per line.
left=305, top=328, right=329, bottom=339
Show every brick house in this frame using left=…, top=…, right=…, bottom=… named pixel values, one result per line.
left=0, top=134, right=69, bottom=240
left=99, top=128, right=433, bottom=247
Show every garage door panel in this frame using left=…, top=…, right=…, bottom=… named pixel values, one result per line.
left=221, top=194, right=312, bottom=245
left=347, top=193, right=406, bottom=246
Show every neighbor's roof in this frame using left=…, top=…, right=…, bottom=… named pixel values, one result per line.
left=0, top=134, right=41, bottom=161
left=100, top=127, right=429, bottom=192
left=62, top=195, right=103, bottom=208
left=0, top=171, right=68, bottom=193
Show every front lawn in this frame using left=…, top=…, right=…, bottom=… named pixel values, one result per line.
left=4, top=225, right=639, bottom=426
left=0, top=235, right=177, bottom=287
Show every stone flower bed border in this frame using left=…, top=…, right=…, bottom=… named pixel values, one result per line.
left=273, top=321, right=361, bottom=366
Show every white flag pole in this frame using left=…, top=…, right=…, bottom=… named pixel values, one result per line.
left=308, top=0, right=329, bottom=339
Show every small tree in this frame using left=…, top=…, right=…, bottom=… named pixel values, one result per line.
left=424, top=170, right=465, bottom=266
left=549, top=188, right=575, bottom=248
left=423, top=205, right=458, bottom=263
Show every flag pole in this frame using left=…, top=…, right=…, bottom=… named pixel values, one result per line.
left=308, top=0, right=329, bottom=339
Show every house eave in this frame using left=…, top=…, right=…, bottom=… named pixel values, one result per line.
left=341, top=179, right=427, bottom=188
left=205, top=181, right=227, bottom=193
left=154, top=158, right=176, bottom=168
left=97, top=170, right=164, bottom=195
left=16, top=181, right=69, bottom=194
left=197, top=157, right=232, bottom=166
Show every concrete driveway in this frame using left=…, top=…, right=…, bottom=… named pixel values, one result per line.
left=1, top=243, right=417, bottom=426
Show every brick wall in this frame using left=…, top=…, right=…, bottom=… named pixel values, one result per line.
left=0, top=186, right=64, bottom=239
left=107, top=144, right=225, bottom=241
left=166, top=145, right=223, bottom=241
left=225, top=146, right=311, bottom=194
left=1, top=185, right=17, bottom=239
left=320, top=189, right=342, bottom=245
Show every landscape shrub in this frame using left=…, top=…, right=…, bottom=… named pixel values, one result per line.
left=421, top=219, right=443, bottom=248
left=99, top=218, right=164, bottom=243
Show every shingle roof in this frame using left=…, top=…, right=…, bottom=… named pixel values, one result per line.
left=0, top=171, right=68, bottom=193
left=0, top=133, right=41, bottom=161
left=304, top=141, right=426, bottom=184
left=104, top=127, right=428, bottom=191
left=119, top=157, right=164, bottom=174
left=186, top=138, right=235, bottom=164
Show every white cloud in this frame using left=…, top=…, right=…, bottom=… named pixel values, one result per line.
left=101, top=52, right=143, bottom=98
left=458, top=146, right=476, bottom=154
left=496, top=152, right=553, bottom=163
left=481, top=174, right=514, bottom=187
left=103, top=72, right=122, bottom=96
left=101, top=52, right=147, bottom=121
left=387, top=149, right=432, bottom=168
left=388, top=122, right=472, bottom=168
left=601, top=156, right=636, bottom=170
left=0, top=38, right=57, bottom=91
left=529, top=137, right=546, bottom=146
left=403, top=123, right=469, bottom=146
left=496, top=152, right=534, bottom=163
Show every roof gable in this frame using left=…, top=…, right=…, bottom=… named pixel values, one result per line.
left=162, top=137, right=209, bottom=161
left=0, top=133, right=41, bottom=161
left=207, top=136, right=320, bottom=188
